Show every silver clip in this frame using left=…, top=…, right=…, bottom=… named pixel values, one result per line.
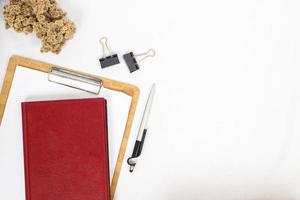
left=48, top=67, right=102, bottom=94
left=100, top=37, right=114, bottom=58
left=134, top=49, right=156, bottom=64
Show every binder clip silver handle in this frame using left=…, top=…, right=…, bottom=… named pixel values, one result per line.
left=48, top=67, right=102, bottom=94
left=100, top=37, right=113, bottom=58
left=135, top=49, right=156, bottom=63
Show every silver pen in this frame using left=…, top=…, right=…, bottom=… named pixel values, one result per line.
left=127, top=84, right=156, bottom=172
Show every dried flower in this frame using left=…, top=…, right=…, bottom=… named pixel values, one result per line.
left=3, top=0, right=76, bottom=54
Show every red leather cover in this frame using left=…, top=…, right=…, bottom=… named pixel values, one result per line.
left=21, top=98, right=110, bottom=200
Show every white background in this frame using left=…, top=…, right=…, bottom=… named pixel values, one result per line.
left=1, top=0, right=300, bottom=199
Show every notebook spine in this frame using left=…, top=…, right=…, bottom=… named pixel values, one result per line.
left=21, top=103, right=31, bottom=200
left=104, top=100, right=111, bottom=200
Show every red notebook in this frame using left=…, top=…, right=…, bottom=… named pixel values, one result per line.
left=21, top=98, right=110, bottom=200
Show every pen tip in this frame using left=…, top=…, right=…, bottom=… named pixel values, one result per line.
left=129, top=165, right=135, bottom=173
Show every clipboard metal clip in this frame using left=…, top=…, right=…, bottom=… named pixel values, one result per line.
left=48, top=67, right=102, bottom=94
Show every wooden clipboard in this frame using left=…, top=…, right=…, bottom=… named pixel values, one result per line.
left=0, top=55, right=140, bottom=200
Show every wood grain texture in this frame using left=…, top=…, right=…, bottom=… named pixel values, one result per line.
left=0, top=55, right=140, bottom=200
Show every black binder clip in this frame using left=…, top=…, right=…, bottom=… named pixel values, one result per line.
left=123, top=49, right=156, bottom=73
left=99, top=37, right=120, bottom=68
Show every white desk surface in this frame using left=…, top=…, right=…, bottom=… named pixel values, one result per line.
left=1, top=0, right=300, bottom=199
